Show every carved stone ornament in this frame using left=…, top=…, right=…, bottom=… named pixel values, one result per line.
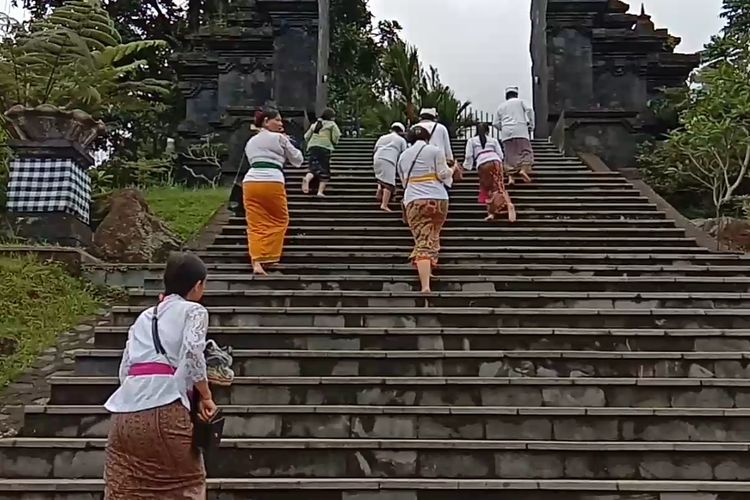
left=3, top=104, right=107, bottom=148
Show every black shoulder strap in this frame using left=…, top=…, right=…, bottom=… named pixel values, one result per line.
left=404, top=144, right=428, bottom=188
left=151, top=303, right=167, bottom=357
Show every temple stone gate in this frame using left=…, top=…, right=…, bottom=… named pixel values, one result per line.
left=173, top=0, right=328, bottom=180
left=531, top=0, right=700, bottom=170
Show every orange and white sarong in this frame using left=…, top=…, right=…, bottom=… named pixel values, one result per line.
left=242, top=181, right=289, bottom=264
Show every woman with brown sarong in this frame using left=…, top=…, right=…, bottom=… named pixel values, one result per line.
left=397, top=126, right=457, bottom=293
left=242, top=108, right=305, bottom=275
left=104, top=252, right=217, bottom=499
left=463, top=123, right=516, bottom=222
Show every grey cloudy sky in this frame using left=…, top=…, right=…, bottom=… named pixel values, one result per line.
left=370, top=0, right=726, bottom=113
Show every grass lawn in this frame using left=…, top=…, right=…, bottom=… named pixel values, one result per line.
left=144, top=186, right=230, bottom=241
left=0, top=255, right=100, bottom=390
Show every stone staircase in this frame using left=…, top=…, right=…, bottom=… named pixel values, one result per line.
left=3, top=137, right=750, bottom=499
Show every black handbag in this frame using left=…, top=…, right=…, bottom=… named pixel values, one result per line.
left=151, top=303, right=225, bottom=452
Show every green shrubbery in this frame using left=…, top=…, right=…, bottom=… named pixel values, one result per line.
left=0, top=255, right=100, bottom=389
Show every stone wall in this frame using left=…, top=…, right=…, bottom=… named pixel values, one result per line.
left=531, top=0, right=700, bottom=169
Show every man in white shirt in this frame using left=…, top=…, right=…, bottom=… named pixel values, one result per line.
left=414, top=108, right=455, bottom=165
left=493, top=86, right=535, bottom=184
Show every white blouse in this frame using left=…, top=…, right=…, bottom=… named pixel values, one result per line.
left=373, top=132, right=407, bottom=166
left=463, top=136, right=505, bottom=170
left=243, top=129, right=305, bottom=184
left=413, top=121, right=454, bottom=162
left=397, top=140, right=453, bottom=206
left=104, top=294, right=209, bottom=414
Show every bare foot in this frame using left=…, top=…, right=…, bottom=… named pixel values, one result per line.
left=380, top=205, right=393, bottom=212
left=421, top=288, right=432, bottom=294
left=508, top=176, right=516, bottom=186
left=521, top=172, right=532, bottom=183
left=484, top=214, right=496, bottom=222
left=252, top=263, right=268, bottom=276
left=508, top=203, right=517, bottom=223
left=316, top=192, right=326, bottom=198
left=301, top=176, right=311, bottom=194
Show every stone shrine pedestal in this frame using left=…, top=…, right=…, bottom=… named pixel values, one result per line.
left=5, top=139, right=93, bottom=247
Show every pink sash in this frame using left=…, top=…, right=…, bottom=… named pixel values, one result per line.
left=128, top=362, right=176, bottom=377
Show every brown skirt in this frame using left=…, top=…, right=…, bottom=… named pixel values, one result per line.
left=405, top=199, right=449, bottom=267
left=478, top=160, right=511, bottom=216
left=503, top=137, right=534, bottom=174
left=105, top=401, right=206, bottom=499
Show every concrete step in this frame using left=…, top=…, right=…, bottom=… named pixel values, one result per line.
left=281, top=194, right=646, bottom=203
left=21, top=404, right=750, bottom=442
left=93, top=264, right=750, bottom=291
left=72, top=348, right=750, bottom=379
left=161, top=274, right=750, bottom=291
left=213, top=236, right=699, bottom=250
left=3, top=437, right=750, bottom=480
left=221, top=227, right=689, bottom=239
left=106, top=305, right=750, bottom=330
left=46, top=375, right=750, bottom=407
left=199, top=251, right=736, bottom=266
left=90, top=325, right=750, bottom=353
left=1, top=478, right=748, bottom=500
left=235, top=210, right=666, bottom=220
left=125, top=290, right=750, bottom=309
left=257, top=219, right=679, bottom=229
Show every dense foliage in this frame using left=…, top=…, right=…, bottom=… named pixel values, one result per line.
left=0, top=1, right=170, bottom=113
left=329, top=0, right=470, bottom=136
left=639, top=0, right=750, bottom=219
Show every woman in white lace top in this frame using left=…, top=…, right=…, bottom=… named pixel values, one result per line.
left=104, top=252, right=216, bottom=499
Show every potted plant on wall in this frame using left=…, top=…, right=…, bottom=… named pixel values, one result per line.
left=0, top=0, right=171, bottom=246
left=0, top=0, right=170, bottom=147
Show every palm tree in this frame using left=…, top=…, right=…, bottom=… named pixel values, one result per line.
left=382, top=42, right=422, bottom=125
left=418, top=66, right=472, bottom=137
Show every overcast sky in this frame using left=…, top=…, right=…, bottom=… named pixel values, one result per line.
left=370, top=0, right=725, bottom=113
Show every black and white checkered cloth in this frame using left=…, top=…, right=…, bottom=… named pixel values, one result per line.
left=6, top=159, right=91, bottom=224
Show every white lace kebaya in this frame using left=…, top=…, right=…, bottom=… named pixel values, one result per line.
left=104, top=294, right=209, bottom=414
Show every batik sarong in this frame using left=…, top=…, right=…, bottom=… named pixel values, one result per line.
left=104, top=400, right=206, bottom=499
left=502, top=137, right=534, bottom=175
left=243, top=181, right=289, bottom=264
left=405, top=199, right=449, bottom=267
left=478, top=160, right=511, bottom=216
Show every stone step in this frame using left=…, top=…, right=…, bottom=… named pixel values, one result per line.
left=154, top=274, right=750, bottom=292
left=0, top=479, right=748, bottom=500
left=199, top=251, right=737, bottom=266
left=95, top=264, right=750, bottom=291
left=233, top=210, right=666, bottom=221
left=278, top=183, right=631, bottom=192
left=215, top=236, right=698, bottom=250
left=210, top=235, right=702, bottom=249
left=279, top=201, right=653, bottom=210
left=221, top=227, right=688, bottom=239
left=21, top=404, right=750, bottom=442
left=45, top=375, right=750, bottom=407
left=125, top=290, right=750, bottom=309
left=247, top=206, right=662, bottom=216
left=255, top=219, right=679, bottom=229
left=72, top=348, right=750, bottom=379
left=90, top=326, right=750, bottom=353
left=107, top=305, right=750, bottom=330
left=281, top=194, right=646, bottom=203
left=171, top=273, right=750, bottom=290
left=3, top=437, right=750, bottom=480
left=281, top=177, right=630, bottom=185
